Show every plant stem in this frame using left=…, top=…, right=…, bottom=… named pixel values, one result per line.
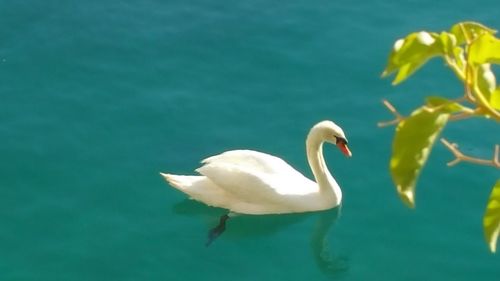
left=377, top=99, right=404, bottom=127
left=440, top=138, right=500, bottom=168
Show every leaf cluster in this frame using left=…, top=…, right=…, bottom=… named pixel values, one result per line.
left=381, top=21, right=500, bottom=253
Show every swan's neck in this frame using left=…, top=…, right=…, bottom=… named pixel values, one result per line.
left=306, top=132, right=342, bottom=206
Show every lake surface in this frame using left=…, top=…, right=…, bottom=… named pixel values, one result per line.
left=1, top=0, right=499, bottom=280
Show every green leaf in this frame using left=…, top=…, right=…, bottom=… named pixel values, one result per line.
left=382, top=31, right=443, bottom=85
left=452, top=46, right=466, bottom=72
left=468, top=33, right=500, bottom=64
left=484, top=180, right=500, bottom=253
left=438, top=32, right=466, bottom=75
left=450, top=21, right=497, bottom=45
left=425, top=96, right=471, bottom=113
left=478, top=64, right=496, bottom=92
left=390, top=108, right=449, bottom=208
left=439, top=32, right=457, bottom=55
left=491, top=88, right=500, bottom=110
left=475, top=64, right=497, bottom=102
left=392, top=62, right=422, bottom=85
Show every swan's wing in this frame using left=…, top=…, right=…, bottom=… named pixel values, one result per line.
left=196, top=151, right=320, bottom=214
left=196, top=158, right=317, bottom=202
left=201, top=150, right=295, bottom=174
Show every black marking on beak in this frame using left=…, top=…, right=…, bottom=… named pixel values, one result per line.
left=336, top=137, right=348, bottom=145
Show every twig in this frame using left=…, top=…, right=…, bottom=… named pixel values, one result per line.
left=440, top=138, right=500, bottom=168
left=452, top=96, right=469, bottom=104
left=378, top=99, right=404, bottom=127
left=448, top=110, right=478, bottom=121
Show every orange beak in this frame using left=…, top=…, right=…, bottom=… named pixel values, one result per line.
left=337, top=142, right=352, bottom=157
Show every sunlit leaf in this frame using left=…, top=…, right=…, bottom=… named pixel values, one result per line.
left=478, top=64, right=496, bottom=92
left=484, top=180, right=500, bottom=253
left=469, top=33, right=500, bottom=64
left=475, top=64, right=497, bottom=102
left=438, top=32, right=466, bottom=75
left=390, top=108, right=449, bottom=208
left=450, top=21, right=497, bottom=45
left=439, top=32, right=457, bottom=54
left=425, top=96, right=471, bottom=113
left=452, top=46, right=466, bottom=71
left=382, top=31, right=443, bottom=85
left=392, top=62, right=422, bottom=85
left=491, top=88, right=500, bottom=110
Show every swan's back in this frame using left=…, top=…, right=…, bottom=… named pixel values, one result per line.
left=198, top=150, right=317, bottom=195
left=201, top=150, right=293, bottom=174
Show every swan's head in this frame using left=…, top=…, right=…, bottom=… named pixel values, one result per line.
left=311, top=120, right=352, bottom=157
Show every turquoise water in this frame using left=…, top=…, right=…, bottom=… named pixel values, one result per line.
left=2, top=0, right=499, bottom=280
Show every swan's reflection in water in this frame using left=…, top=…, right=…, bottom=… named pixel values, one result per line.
left=173, top=200, right=348, bottom=278
left=311, top=207, right=348, bottom=278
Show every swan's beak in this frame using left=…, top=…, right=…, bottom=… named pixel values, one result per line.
left=337, top=142, right=352, bottom=157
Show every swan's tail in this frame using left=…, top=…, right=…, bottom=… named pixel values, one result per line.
left=160, top=173, right=229, bottom=208
left=160, top=173, right=199, bottom=192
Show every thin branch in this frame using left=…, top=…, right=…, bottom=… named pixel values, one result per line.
left=447, top=107, right=481, bottom=121
left=451, top=96, right=469, bottom=104
left=440, top=138, right=500, bottom=168
left=378, top=99, right=404, bottom=127
left=448, top=112, right=475, bottom=121
left=464, top=79, right=476, bottom=102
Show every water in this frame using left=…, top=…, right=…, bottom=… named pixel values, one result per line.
left=1, top=0, right=499, bottom=280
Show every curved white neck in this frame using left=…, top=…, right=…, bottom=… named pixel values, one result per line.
left=306, top=131, right=342, bottom=206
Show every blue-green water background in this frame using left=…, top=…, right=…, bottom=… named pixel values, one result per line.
left=2, top=0, right=499, bottom=280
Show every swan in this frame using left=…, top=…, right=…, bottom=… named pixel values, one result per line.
left=161, top=120, right=351, bottom=215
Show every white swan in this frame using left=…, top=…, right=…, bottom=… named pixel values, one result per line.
left=161, top=120, right=351, bottom=215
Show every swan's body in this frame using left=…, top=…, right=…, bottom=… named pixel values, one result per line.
left=161, top=120, right=351, bottom=215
